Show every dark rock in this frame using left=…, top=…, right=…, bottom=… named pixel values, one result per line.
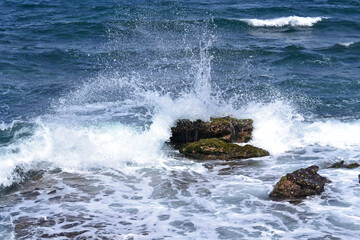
left=179, top=138, right=269, bottom=160
left=329, top=160, right=360, bottom=169
left=330, top=160, right=345, bottom=168
left=270, top=165, right=330, bottom=200
left=170, top=116, right=253, bottom=147
left=358, top=174, right=360, bottom=183
left=47, top=190, right=56, bottom=195
left=40, top=230, right=88, bottom=238
left=210, top=117, right=254, bottom=143
left=347, top=163, right=360, bottom=169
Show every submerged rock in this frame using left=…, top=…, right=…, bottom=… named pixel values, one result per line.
left=329, top=160, right=360, bottom=169
left=170, top=116, right=253, bottom=147
left=270, top=165, right=330, bottom=200
left=179, top=138, right=269, bottom=160
left=330, top=160, right=345, bottom=168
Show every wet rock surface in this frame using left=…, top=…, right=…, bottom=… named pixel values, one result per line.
left=329, top=160, right=360, bottom=169
left=179, top=138, right=269, bottom=160
left=170, top=116, right=269, bottom=161
left=270, top=165, right=330, bottom=200
left=170, top=117, right=253, bottom=147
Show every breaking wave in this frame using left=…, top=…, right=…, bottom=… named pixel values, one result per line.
left=240, top=16, right=325, bottom=27
left=1, top=37, right=360, bottom=189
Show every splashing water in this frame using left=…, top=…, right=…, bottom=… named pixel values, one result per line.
left=1, top=27, right=360, bottom=240
left=2, top=37, right=360, bottom=187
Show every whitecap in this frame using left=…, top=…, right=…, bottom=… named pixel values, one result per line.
left=240, top=16, right=325, bottom=27
left=339, top=42, right=354, bottom=47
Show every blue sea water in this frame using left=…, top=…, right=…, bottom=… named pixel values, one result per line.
left=0, top=0, right=360, bottom=239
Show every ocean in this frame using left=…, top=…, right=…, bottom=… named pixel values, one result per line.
left=0, top=0, right=360, bottom=239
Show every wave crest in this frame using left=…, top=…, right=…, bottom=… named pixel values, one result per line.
left=241, top=16, right=324, bottom=27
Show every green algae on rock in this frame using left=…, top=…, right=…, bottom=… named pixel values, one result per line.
left=270, top=165, right=331, bottom=200
left=329, top=160, right=360, bottom=169
left=170, top=116, right=253, bottom=147
left=179, top=138, right=269, bottom=160
left=347, top=163, right=360, bottom=169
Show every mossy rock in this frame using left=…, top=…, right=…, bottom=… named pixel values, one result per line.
left=179, top=138, right=269, bottom=160
left=346, top=163, right=360, bottom=169
left=270, top=165, right=331, bottom=200
left=170, top=116, right=253, bottom=147
left=329, top=160, right=360, bottom=169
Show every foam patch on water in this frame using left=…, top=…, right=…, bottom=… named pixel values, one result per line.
left=242, top=101, right=360, bottom=155
left=241, top=101, right=304, bottom=154
left=3, top=91, right=360, bottom=186
left=241, top=16, right=324, bottom=27
left=3, top=155, right=359, bottom=239
left=0, top=119, right=172, bottom=186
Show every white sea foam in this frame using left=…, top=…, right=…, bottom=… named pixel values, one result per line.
left=1, top=37, right=360, bottom=189
left=242, top=101, right=360, bottom=155
left=2, top=89, right=360, bottom=186
left=339, top=42, right=354, bottom=47
left=241, top=16, right=324, bottom=27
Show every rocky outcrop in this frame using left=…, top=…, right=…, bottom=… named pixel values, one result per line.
left=179, top=138, right=269, bottom=160
left=170, top=117, right=253, bottom=147
left=270, top=165, right=330, bottom=200
left=169, top=116, right=269, bottom=161
left=329, top=160, right=360, bottom=169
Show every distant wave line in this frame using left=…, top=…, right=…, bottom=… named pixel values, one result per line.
left=240, top=16, right=327, bottom=27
